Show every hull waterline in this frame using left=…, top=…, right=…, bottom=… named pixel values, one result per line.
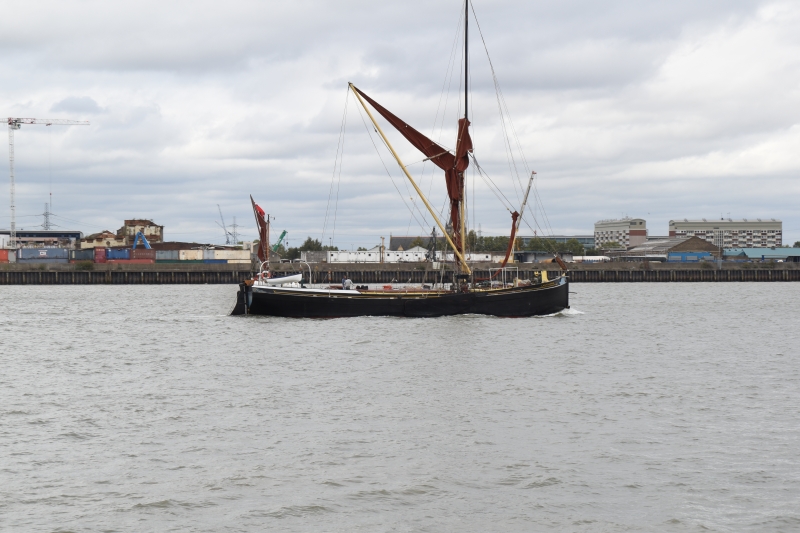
left=231, top=277, right=569, bottom=318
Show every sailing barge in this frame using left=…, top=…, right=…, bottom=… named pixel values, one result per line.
left=232, top=1, right=569, bottom=318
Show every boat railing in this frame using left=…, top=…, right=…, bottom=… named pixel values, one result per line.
left=487, top=266, right=520, bottom=287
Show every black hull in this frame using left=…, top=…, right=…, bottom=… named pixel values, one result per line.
left=232, top=278, right=569, bottom=318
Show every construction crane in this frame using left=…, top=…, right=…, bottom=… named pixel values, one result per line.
left=7, top=117, right=90, bottom=248
left=272, top=229, right=287, bottom=252
left=131, top=231, right=152, bottom=249
left=216, top=204, right=230, bottom=244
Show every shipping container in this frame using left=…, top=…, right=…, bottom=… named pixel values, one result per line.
left=131, top=249, right=156, bottom=260
left=17, top=258, right=69, bottom=264
left=107, top=259, right=155, bottom=264
left=213, top=249, right=250, bottom=260
left=18, top=248, right=69, bottom=260
left=203, top=259, right=227, bottom=264
left=0, top=249, right=9, bottom=262
left=226, top=259, right=251, bottom=264
left=69, top=249, right=94, bottom=261
left=106, top=248, right=131, bottom=260
left=179, top=250, right=203, bottom=261
left=203, top=249, right=215, bottom=260
left=94, top=247, right=107, bottom=263
left=155, top=250, right=179, bottom=261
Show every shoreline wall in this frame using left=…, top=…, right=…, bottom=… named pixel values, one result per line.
left=1, top=266, right=799, bottom=284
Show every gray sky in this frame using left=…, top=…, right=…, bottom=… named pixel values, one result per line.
left=2, top=0, right=798, bottom=248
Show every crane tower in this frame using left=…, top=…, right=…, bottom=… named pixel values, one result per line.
left=7, top=117, right=90, bottom=248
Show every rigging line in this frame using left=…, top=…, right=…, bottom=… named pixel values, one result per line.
left=470, top=128, right=476, bottom=240
left=532, top=182, right=556, bottom=237
left=470, top=154, right=515, bottom=211
left=416, top=6, right=464, bottom=223
left=322, top=86, right=350, bottom=244
left=427, top=7, right=464, bottom=199
left=331, top=99, right=347, bottom=245
left=473, top=166, right=512, bottom=213
left=523, top=171, right=554, bottom=238
left=476, top=33, right=553, bottom=237
left=456, top=11, right=464, bottom=127
left=518, top=186, right=556, bottom=242
left=358, top=99, right=432, bottom=230
left=498, top=85, right=549, bottom=232
left=519, top=205, right=548, bottom=237
left=353, top=100, right=428, bottom=234
left=520, top=216, right=560, bottom=255
left=405, top=197, right=416, bottom=238
left=470, top=3, right=526, bottom=205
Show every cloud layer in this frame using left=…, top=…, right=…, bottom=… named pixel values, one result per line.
left=1, top=0, right=798, bottom=246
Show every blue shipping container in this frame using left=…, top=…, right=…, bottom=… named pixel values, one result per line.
left=106, top=248, right=131, bottom=260
left=18, top=248, right=69, bottom=260
left=203, top=259, right=227, bottom=264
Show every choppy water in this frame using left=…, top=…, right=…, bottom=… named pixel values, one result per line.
left=1, top=283, right=799, bottom=532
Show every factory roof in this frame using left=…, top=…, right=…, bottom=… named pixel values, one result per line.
left=670, top=218, right=781, bottom=223
left=0, top=229, right=83, bottom=238
left=724, top=248, right=800, bottom=259
left=625, top=236, right=720, bottom=255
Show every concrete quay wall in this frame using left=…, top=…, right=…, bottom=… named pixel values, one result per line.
left=1, top=263, right=799, bottom=284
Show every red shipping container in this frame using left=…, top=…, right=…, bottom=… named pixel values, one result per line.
left=94, top=247, right=107, bottom=263
left=0, top=249, right=8, bottom=262
left=131, top=248, right=156, bottom=260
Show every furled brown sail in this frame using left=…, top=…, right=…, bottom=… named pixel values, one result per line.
left=250, top=195, right=269, bottom=263
left=353, top=86, right=472, bottom=251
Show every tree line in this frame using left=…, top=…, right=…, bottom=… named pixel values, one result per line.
left=261, top=232, right=594, bottom=260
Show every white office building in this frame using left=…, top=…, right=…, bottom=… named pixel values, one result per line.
left=669, top=218, right=782, bottom=248
left=594, top=218, right=647, bottom=248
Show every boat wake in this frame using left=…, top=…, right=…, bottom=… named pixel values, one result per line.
left=539, top=307, right=584, bottom=318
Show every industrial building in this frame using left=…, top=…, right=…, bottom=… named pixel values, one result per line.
left=669, top=218, right=782, bottom=248
left=0, top=229, right=83, bottom=248
left=723, top=247, right=800, bottom=263
left=594, top=218, right=647, bottom=248
left=612, top=236, right=721, bottom=262
left=517, top=235, right=594, bottom=248
left=81, top=219, right=164, bottom=249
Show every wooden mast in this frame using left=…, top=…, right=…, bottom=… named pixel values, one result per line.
left=460, top=0, right=468, bottom=273
left=349, top=83, right=472, bottom=274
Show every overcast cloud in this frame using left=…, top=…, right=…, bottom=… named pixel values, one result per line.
left=1, top=0, right=798, bottom=247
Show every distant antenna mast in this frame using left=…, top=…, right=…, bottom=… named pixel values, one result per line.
left=230, top=216, right=239, bottom=244
left=42, top=203, right=53, bottom=230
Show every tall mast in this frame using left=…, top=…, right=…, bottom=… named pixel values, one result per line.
left=459, top=0, right=469, bottom=272
left=464, top=0, right=468, bottom=123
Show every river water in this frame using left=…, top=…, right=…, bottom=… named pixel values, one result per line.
left=1, top=283, right=798, bottom=532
